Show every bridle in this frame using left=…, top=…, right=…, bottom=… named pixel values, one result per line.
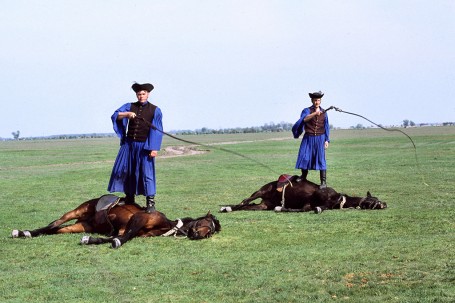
left=161, top=219, right=184, bottom=237
left=188, top=218, right=217, bottom=239
left=161, top=217, right=218, bottom=239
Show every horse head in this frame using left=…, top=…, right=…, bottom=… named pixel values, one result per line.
left=359, top=191, right=387, bottom=209
left=185, top=211, right=221, bottom=240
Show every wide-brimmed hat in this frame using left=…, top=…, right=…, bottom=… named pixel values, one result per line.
left=309, top=91, right=324, bottom=99
left=132, top=82, right=154, bottom=93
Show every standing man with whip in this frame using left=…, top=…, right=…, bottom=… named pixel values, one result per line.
left=292, top=91, right=330, bottom=188
left=108, top=82, right=163, bottom=213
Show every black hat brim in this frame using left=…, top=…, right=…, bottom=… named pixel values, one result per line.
left=132, top=83, right=154, bottom=93
left=309, top=92, right=324, bottom=99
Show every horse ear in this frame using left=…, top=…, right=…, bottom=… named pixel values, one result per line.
left=206, top=210, right=211, bottom=216
left=367, top=191, right=372, bottom=197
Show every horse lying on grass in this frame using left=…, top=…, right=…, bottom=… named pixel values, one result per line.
left=12, top=194, right=221, bottom=248
left=220, top=174, right=387, bottom=213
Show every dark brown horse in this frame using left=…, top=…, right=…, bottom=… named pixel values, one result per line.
left=12, top=195, right=221, bottom=248
left=220, top=175, right=387, bottom=213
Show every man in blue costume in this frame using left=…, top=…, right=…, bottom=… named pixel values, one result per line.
left=292, top=91, right=330, bottom=188
left=108, top=83, right=163, bottom=213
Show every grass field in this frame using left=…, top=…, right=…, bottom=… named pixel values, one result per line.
left=0, top=127, right=454, bottom=302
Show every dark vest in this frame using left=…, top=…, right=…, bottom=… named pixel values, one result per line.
left=127, top=102, right=157, bottom=142
left=304, top=108, right=326, bottom=136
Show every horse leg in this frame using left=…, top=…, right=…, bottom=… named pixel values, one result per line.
left=82, top=225, right=144, bottom=248
left=275, top=207, right=305, bottom=212
left=109, top=213, right=154, bottom=248
left=12, top=201, right=94, bottom=238
left=11, top=220, right=58, bottom=238
left=222, top=200, right=272, bottom=212
left=275, top=203, right=313, bottom=212
left=240, top=193, right=261, bottom=206
left=240, top=184, right=274, bottom=206
left=220, top=184, right=275, bottom=212
left=313, top=205, right=329, bottom=214
left=80, top=235, right=115, bottom=246
left=12, top=219, right=71, bottom=238
left=53, top=221, right=94, bottom=234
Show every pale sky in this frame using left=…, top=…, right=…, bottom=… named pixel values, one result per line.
left=1, top=0, right=454, bottom=138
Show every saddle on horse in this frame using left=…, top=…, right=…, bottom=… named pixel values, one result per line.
left=276, top=174, right=295, bottom=193
left=94, top=194, right=123, bottom=235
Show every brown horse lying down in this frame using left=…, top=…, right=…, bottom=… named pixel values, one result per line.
left=12, top=194, right=220, bottom=248
left=220, top=175, right=387, bottom=213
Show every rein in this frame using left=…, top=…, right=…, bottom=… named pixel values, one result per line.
left=161, top=219, right=184, bottom=237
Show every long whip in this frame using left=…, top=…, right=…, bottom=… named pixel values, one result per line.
left=324, top=106, right=416, bottom=149
left=136, top=117, right=282, bottom=175
left=324, top=106, right=427, bottom=186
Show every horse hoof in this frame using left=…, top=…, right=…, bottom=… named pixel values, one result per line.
left=274, top=206, right=282, bottom=212
left=80, top=236, right=91, bottom=245
left=11, top=230, right=19, bottom=238
left=23, top=231, right=32, bottom=238
left=219, top=206, right=232, bottom=213
left=112, top=238, right=122, bottom=249
left=314, top=207, right=323, bottom=214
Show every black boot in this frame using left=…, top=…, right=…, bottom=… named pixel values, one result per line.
left=146, top=196, right=156, bottom=213
left=320, top=170, right=327, bottom=189
left=124, top=194, right=135, bottom=205
left=297, top=170, right=308, bottom=182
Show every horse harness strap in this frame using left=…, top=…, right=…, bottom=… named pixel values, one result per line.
left=277, top=174, right=294, bottom=208
left=161, top=219, right=184, bottom=237
left=339, top=195, right=347, bottom=209
left=95, top=195, right=122, bottom=236
left=280, top=183, right=293, bottom=208
left=357, top=197, right=366, bottom=209
left=195, top=219, right=216, bottom=234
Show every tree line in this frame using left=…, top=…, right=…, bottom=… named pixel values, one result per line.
left=173, top=122, right=295, bottom=135
left=5, top=120, right=454, bottom=140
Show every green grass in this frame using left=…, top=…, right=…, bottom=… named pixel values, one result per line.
left=0, top=127, right=454, bottom=302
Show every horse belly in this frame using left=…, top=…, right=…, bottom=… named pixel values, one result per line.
left=282, top=192, right=312, bottom=209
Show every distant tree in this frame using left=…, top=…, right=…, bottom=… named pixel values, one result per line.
left=410, top=121, right=415, bottom=127
left=11, top=130, right=20, bottom=140
left=403, top=119, right=410, bottom=128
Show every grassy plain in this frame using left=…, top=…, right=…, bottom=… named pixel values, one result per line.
left=0, top=127, right=454, bottom=302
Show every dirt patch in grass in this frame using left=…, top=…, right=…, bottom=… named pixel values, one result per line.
left=161, top=146, right=207, bottom=158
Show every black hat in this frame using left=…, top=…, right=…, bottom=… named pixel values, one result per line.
left=132, top=83, right=154, bottom=93
left=309, top=91, right=324, bottom=99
